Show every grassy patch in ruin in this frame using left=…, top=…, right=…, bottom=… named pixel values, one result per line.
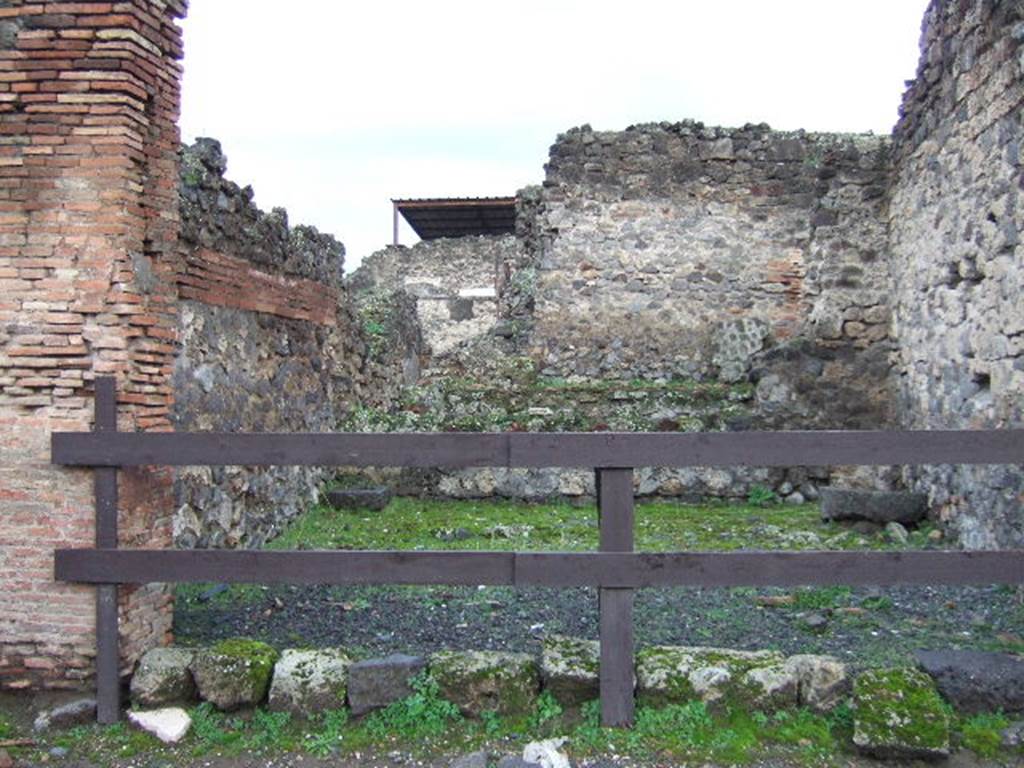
left=254, top=496, right=932, bottom=555
left=9, top=681, right=1022, bottom=767
left=175, top=496, right=942, bottom=644
left=955, top=711, right=1013, bottom=758
left=5, top=697, right=969, bottom=768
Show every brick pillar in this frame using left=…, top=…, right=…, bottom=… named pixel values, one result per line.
left=0, top=1, right=187, bottom=690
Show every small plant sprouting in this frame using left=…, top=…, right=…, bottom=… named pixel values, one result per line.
left=959, top=711, right=1011, bottom=758
left=480, top=709, right=502, bottom=736
left=305, top=708, right=348, bottom=758
left=747, top=485, right=778, bottom=507
left=242, top=709, right=291, bottom=752
left=531, top=690, right=564, bottom=727
left=190, top=702, right=241, bottom=754
left=364, top=671, right=462, bottom=739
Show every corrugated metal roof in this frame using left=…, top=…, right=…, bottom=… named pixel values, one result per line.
left=393, top=196, right=516, bottom=240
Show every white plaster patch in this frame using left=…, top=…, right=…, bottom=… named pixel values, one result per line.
left=458, top=287, right=496, bottom=298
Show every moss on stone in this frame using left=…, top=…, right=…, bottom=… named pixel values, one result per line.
left=342, top=372, right=754, bottom=435
left=636, top=645, right=787, bottom=710
left=268, top=647, right=350, bottom=718
left=429, top=650, right=539, bottom=718
left=189, top=638, right=281, bottom=711
left=211, top=638, right=279, bottom=691
left=540, top=635, right=600, bottom=708
left=852, top=667, right=950, bottom=759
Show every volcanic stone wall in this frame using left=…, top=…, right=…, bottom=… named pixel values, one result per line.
left=889, top=0, right=1024, bottom=547
left=0, top=1, right=186, bottom=690
left=351, top=235, right=521, bottom=375
left=527, top=122, right=896, bottom=429
left=172, top=139, right=411, bottom=548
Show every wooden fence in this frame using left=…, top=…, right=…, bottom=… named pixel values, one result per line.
left=53, top=378, right=1024, bottom=725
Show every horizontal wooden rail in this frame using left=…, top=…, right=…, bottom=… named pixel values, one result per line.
left=51, top=379, right=1024, bottom=727
left=515, top=550, right=1024, bottom=587
left=51, top=428, right=1024, bottom=468
left=55, top=548, right=1024, bottom=588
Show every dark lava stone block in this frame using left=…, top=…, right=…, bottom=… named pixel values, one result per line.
left=325, top=486, right=392, bottom=512
left=819, top=488, right=928, bottom=525
left=915, top=649, right=1024, bottom=714
left=347, top=653, right=426, bottom=716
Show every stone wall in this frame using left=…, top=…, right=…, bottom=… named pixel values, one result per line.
left=527, top=121, right=896, bottom=429
left=350, top=235, right=521, bottom=375
left=889, top=0, right=1024, bottom=548
left=172, top=139, right=412, bottom=548
left=0, top=1, right=186, bottom=690
left=349, top=126, right=902, bottom=502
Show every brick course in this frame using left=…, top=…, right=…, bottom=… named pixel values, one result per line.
left=179, top=247, right=337, bottom=327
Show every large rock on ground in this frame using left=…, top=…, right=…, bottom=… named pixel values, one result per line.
left=347, top=653, right=426, bottom=716
left=268, top=648, right=350, bottom=718
left=852, top=668, right=950, bottom=759
left=33, top=698, right=96, bottom=731
left=914, top=649, right=1024, bottom=714
left=635, top=646, right=796, bottom=711
left=540, top=635, right=599, bottom=708
left=429, top=650, right=539, bottom=718
left=449, top=751, right=488, bottom=768
left=190, top=638, right=279, bottom=711
left=820, top=489, right=928, bottom=525
left=784, top=654, right=849, bottom=712
left=325, top=487, right=392, bottom=511
left=131, top=647, right=196, bottom=708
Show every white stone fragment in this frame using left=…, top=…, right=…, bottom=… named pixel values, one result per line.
left=522, top=738, right=571, bottom=768
left=127, top=707, right=191, bottom=743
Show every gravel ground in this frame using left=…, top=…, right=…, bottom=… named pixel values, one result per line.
left=174, top=582, right=1024, bottom=668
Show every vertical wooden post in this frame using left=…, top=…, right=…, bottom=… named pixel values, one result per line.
left=93, top=377, right=120, bottom=723
left=596, top=467, right=635, bottom=727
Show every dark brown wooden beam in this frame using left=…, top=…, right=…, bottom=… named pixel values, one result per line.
left=597, top=468, right=635, bottom=727
left=54, top=549, right=1024, bottom=588
left=514, top=550, right=1024, bottom=587
left=506, top=430, right=1024, bottom=468
left=92, top=377, right=119, bottom=725
left=52, top=432, right=509, bottom=468
left=51, top=429, right=1024, bottom=468
left=56, top=549, right=516, bottom=586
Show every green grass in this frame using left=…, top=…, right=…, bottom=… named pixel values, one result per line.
left=50, top=722, right=162, bottom=762
left=18, top=691, right=1022, bottom=767
left=956, top=711, right=1012, bottom=758
left=362, top=672, right=461, bottom=741
left=0, top=711, right=14, bottom=740
left=174, top=495, right=940, bottom=615
left=566, top=699, right=850, bottom=765
left=790, top=586, right=853, bottom=611
left=256, top=496, right=923, bottom=554
left=304, top=708, right=349, bottom=757
left=188, top=703, right=301, bottom=757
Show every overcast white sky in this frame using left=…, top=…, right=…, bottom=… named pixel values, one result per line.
left=179, top=1, right=929, bottom=270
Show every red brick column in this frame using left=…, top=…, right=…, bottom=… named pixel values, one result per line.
left=0, top=0, right=187, bottom=690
